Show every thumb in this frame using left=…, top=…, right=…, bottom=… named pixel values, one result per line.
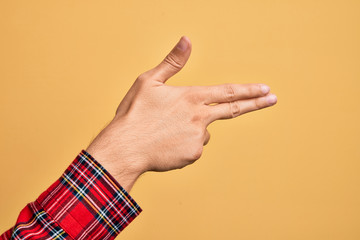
left=150, top=36, right=192, bottom=84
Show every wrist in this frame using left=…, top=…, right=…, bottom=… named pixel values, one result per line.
left=85, top=119, right=146, bottom=192
left=86, top=144, right=144, bottom=192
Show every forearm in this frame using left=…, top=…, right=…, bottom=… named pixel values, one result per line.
left=1, top=150, right=142, bottom=240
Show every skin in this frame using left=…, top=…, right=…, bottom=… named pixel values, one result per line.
left=86, top=36, right=277, bottom=192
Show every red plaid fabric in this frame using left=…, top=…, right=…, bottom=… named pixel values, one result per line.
left=1, top=150, right=142, bottom=240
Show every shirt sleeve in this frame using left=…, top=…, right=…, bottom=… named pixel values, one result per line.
left=0, top=149, right=142, bottom=240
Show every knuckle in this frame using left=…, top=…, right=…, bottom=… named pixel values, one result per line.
left=191, top=145, right=203, bottom=161
left=247, top=85, right=256, bottom=96
left=164, top=53, right=183, bottom=70
left=185, top=91, right=202, bottom=104
left=191, top=114, right=202, bottom=123
left=136, top=72, right=148, bottom=83
left=204, top=131, right=210, bottom=145
left=191, top=110, right=209, bottom=124
left=254, top=98, right=263, bottom=109
left=186, top=129, right=205, bottom=161
left=224, top=84, right=236, bottom=102
left=229, top=101, right=241, bottom=118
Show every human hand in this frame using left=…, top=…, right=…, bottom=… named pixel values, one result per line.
left=86, top=36, right=277, bottom=191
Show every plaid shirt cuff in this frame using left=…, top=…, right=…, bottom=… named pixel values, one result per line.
left=35, top=149, right=142, bottom=239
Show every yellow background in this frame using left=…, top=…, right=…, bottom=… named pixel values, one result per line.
left=1, top=0, right=359, bottom=239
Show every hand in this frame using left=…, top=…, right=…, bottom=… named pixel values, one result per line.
left=86, top=36, right=277, bottom=191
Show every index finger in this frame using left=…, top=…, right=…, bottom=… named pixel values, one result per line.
left=204, top=93, right=277, bottom=126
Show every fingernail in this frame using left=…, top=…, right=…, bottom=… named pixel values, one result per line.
left=260, top=84, right=270, bottom=94
left=267, top=94, right=277, bottom=105
left=176, top=36, right=188, bottom=51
